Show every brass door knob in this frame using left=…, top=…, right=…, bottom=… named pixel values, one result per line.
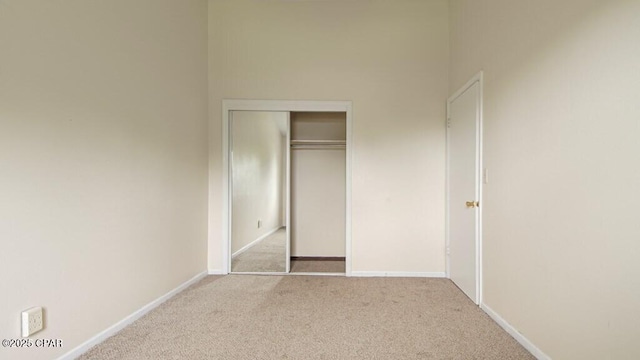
left=466, top=201, right=479, bottom=208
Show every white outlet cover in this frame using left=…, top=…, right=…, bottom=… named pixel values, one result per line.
left=21, top=307, right=44, bottom=337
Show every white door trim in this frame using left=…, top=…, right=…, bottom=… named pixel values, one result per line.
left=446, top=72, right=484, bottom=305
left=285, top=112, right=291, bottom=273
left=221, top=100, right=353, bottom=276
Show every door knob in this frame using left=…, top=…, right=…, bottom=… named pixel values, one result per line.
left=466, top=201, right=479, bottom=208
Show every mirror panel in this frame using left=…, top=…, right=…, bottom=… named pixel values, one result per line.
left=230, top=111, right=288, bottom=273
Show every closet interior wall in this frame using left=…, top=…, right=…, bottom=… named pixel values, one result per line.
left=290, top=112, right=347, bottom=258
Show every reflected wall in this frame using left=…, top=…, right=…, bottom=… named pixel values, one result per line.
left=230, top=111, right=287, bottom=272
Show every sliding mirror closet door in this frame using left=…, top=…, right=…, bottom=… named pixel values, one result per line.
left=230, top=111, right=289, bottom=273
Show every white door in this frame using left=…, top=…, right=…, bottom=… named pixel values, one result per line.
left=447, top=75, right=482, bottom=304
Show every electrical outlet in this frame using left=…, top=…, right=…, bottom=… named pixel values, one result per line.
left=21, top=307, right=43, bottom=337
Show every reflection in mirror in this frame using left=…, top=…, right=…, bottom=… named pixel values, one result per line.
left=231, top=111, right=288, bottom=273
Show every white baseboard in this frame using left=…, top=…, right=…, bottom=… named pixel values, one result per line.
left=350, top=271, right=446, bottom=278
left=481, top=303, right=550, bottom=360
left=231, top=226, right=283, bottom=258
left=57, top=271, right=208, bottom=360
left=208, top=269, right=225, bottom=275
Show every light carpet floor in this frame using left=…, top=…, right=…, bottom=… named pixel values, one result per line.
left=232, top=228, right=286, bottom=273
left=79, top=275, right=534, bottom=360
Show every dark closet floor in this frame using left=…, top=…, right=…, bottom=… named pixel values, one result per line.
left=290, top=259, right=345, bottom=273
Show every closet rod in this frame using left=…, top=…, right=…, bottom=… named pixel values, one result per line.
left=290, top=140, right=346, bottom=146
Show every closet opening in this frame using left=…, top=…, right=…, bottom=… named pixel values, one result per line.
left=290, top=112, right=346, bottom=275
left=221, top=100, right=353, bottom=277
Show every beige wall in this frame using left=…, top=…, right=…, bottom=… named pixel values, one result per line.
left=291, top=112, right=346, bottom=257
left=231, top=111, right=286, bottom=254
left=208, top=0, right=450, bottom=273
left=0, top=1, right=209, bottom=359
left=450, top=0, right=640, bottom=358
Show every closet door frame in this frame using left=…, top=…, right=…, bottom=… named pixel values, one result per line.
left=221, top=100, right=353, bottom=276
left=285, top=112, right=291, bottom=273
